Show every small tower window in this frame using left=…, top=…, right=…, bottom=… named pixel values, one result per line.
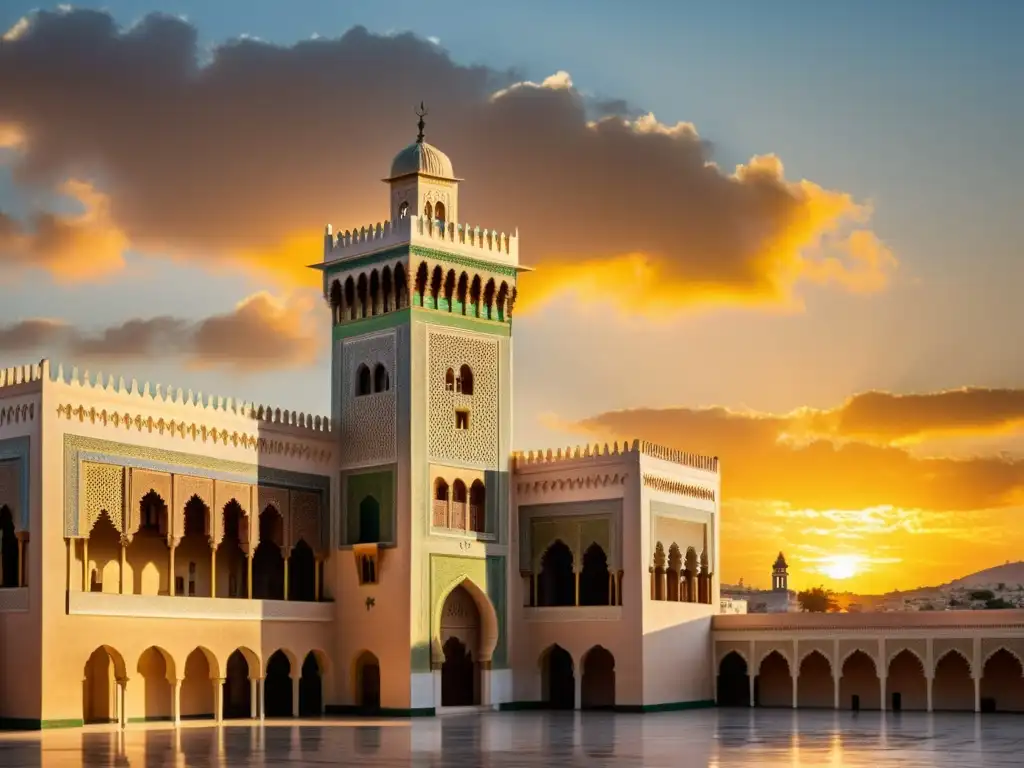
left=445, top=368, right=455, bottom=391
left=398, top=201, right=409, bottom=219
left=356, top=364, right=372, bottom=396
left=424, top=201, right=433, bottom=220
left=458, top=364, right=474, bottom=395
left=434, top=478, right=449, bottom=502
left=434, top=202, right=446, bottom=226
left=455, top=409, right=470, bottom=430
left=374, top=363, right=390, bottom=393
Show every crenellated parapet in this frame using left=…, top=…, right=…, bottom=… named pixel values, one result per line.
left=512, top=439, right=719, bottom=475
left=0, top=362, right=46, bottom=389
left=39, top=360, right=331, bottom=437
left=323, top=215, right=518, bottom=266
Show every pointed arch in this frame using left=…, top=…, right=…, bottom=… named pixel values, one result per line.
left=797, top=649, right=833, bottom=708
left=369, top=269, right=381, bottom=316
left=482, top=278, right=496, bottom=319
left=381, top=265, right=393, bottom=312
left=496, top=281, right=509, bottom=320
left=756, top=650, right=791, bottom=707
left=429, top=265, right=443, bottom=307
left=329, top=279, right=343, bottom=323
left=431, top=575, right=499, bottom=666
left=356, top=273, right=369, bottom=318
left=344, top=277, right=356, bottom=320
left=469, top=275, right=482, bottom=316
left=443, top=269, right=457, bottom=311
left=414, top=262, right=428, bottom=306
left=394, top=262, right=408, bottom=309
left=373, top=363, right=390, bottom=392
left=456, top=272, right=469, bottom=314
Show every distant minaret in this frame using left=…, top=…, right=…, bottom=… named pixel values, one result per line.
left=772, top=552, right=789, bottom=592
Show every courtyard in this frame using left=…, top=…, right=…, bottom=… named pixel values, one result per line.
left=0, top=709, right=1021, bottom=767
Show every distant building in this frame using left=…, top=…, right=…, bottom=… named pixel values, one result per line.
left=720, top=598, right=748, bottom=614
left=720, top=552, right=796, bottom=614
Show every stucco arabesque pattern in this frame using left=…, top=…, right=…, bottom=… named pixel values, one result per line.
left=642, top=473, right=715, bottom=502
left=427, top=329, right=499, bottom=466
left=63, top=434, right=330, bottom=543
left=340, top=331, right=397, bottom=468
left=516, top=472, right=627, bottom=496
left=0, top=403, right=34, bottom=426
left=55, top=403, right=333, bottom=463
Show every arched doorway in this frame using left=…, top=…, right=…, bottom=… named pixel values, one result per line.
left=253, top=506, right=284, bottom=600
left=223, top=650, right=252, bottom=718
left=126, top=491, right=169, bottom=596
left=355, top=651, right=381, bottom=710
left=887, top=650, right=927, bottom=711
left=299, top=652, right=323, bottom=716
left=756, top=651, right=791, bottom=707
left=265, top=650, right=293, bottom=717
left=216, top=502, right=249, bottom=599
left=717, top=652, right=749, bottom=707
left=933, top=651, right=973, bottom=711
left=981, top=649, right=1024, bottom=713
left=538, top=540, right=575, bottom=606
left=181, top=647, right=217, bottom=719
left=83, top=646, right=125, bottom=724
left=541, top=645, right=575, bottom=709
left=289, top=540, right=316, bottom=601
left=440, top=586, right=480, bottom=707
left=137, top=646, right=174, bottom=720
left=581, top=645, right=615, bottom=709
left=797, top=651, right=833, bottom=708
left=839, top=650, right=880, bottom=711
left=579, top=544, right=610, bottom=606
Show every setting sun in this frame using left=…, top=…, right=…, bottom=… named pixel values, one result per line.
left=820, top=555, right=860, bottom=581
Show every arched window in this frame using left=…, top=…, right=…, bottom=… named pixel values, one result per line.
left=445, top=368, right=455, bottom=392
left=452, top=480, right=467, bottom=504
left=434, top=478, right=449, bottom=502
left=356, top=364, right=372, bottom=396
left=373, top=363, right=390, bottom=392
left=434, top=202, right=446, bottom=225
left=358, top=496, right=381, bottom=544
left=423, top=201, right=433, bottom=220
left=458, top=365, right=474, bottom=395
left=329, top=280, right=343, bottom=322
left=398, top=201, right=409, bottom=219
left=579, top=543, right=611, bottom=606
left=469, top=480, right=485, bottom=533
left=539, top=540, right=575, bottom=607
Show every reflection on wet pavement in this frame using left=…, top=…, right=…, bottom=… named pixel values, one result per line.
left=0, top=708, right=1017, bottom=767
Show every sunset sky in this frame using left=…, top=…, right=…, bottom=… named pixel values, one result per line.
left=1, top=2, right=1022, bottom=595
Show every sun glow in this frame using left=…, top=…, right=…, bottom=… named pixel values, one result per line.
left=820, top=554, right=860, bottom=580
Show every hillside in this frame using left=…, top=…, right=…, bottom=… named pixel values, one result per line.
left=948, top=561, right=1024, bottom=589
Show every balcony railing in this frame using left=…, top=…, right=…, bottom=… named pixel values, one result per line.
left=469, top=504, right=485, bottom=533
left=450, top=501, right=467, bottom=530
left=67, top=591, right=333, bottom=622
left=432, top=499, right=448, bottom=527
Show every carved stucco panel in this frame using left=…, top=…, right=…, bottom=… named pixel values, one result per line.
left=172, top=475, right=214, bottom=543
left=837, top=639, right=879, bottom=675
left=81, top=462, right=126, bottom=535
left=341, top=331, right=397, bottom=468
left=127, top=468, right=173, bottom=541
left=715, top=641, right=751, bottom=669
left=754, top=642, right=792, bottom=673
left=290, top=489, right=323, bottom=555
left=886, top=639, right=928, bottom=674
left=980, top=637, right=1024, bottom=670
left=258, top=486, right=291, bottom=548
left=214, top=480, right=253, bottom=550
left=796, top=640, right=836, bottom=673
left=427, top=329, right=499, bottom=466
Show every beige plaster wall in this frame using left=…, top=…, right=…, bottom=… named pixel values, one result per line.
left=642, top=600, right=715, bottom=705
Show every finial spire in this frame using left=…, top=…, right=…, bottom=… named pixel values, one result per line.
left=415, top=101, right=428, bottom=143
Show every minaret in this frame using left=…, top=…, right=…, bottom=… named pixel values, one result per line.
left=772, top=552, right=789, bottom=592
left=319, top=107, right=522, bottom=713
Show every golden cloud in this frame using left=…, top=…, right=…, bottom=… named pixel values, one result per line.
left=0, top=291, right=320, bottom=373
left=0, top=10, right=894, bottom=311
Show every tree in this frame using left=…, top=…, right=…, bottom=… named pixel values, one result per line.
left=798, top=586, right=839, bottom=613
left=985, top=597, right=1013, bottom=610
left=970, top=589, right=995, bottom=601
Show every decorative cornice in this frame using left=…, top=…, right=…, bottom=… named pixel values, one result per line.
left=0, top=403, right=35, bottom=426
left=516, top=472, right=627, bottom=495
left=56, top=404, right=333, bottom=463
left=643, top=473, right=715, bottom=502
left=323, top=244, right=521, bottom=279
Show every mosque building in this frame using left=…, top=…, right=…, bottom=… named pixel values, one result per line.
left=0, top=119, right=1022, bottom=729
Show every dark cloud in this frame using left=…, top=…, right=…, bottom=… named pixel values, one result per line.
left=0, top=9, right=892, bottom=308
left=569, top=403, right=1024, bottom=511
left=0, top=292, right=317, bottom=372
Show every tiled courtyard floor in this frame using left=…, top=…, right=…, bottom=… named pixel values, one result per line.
left=1, top=708, right=1022, bottom=766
